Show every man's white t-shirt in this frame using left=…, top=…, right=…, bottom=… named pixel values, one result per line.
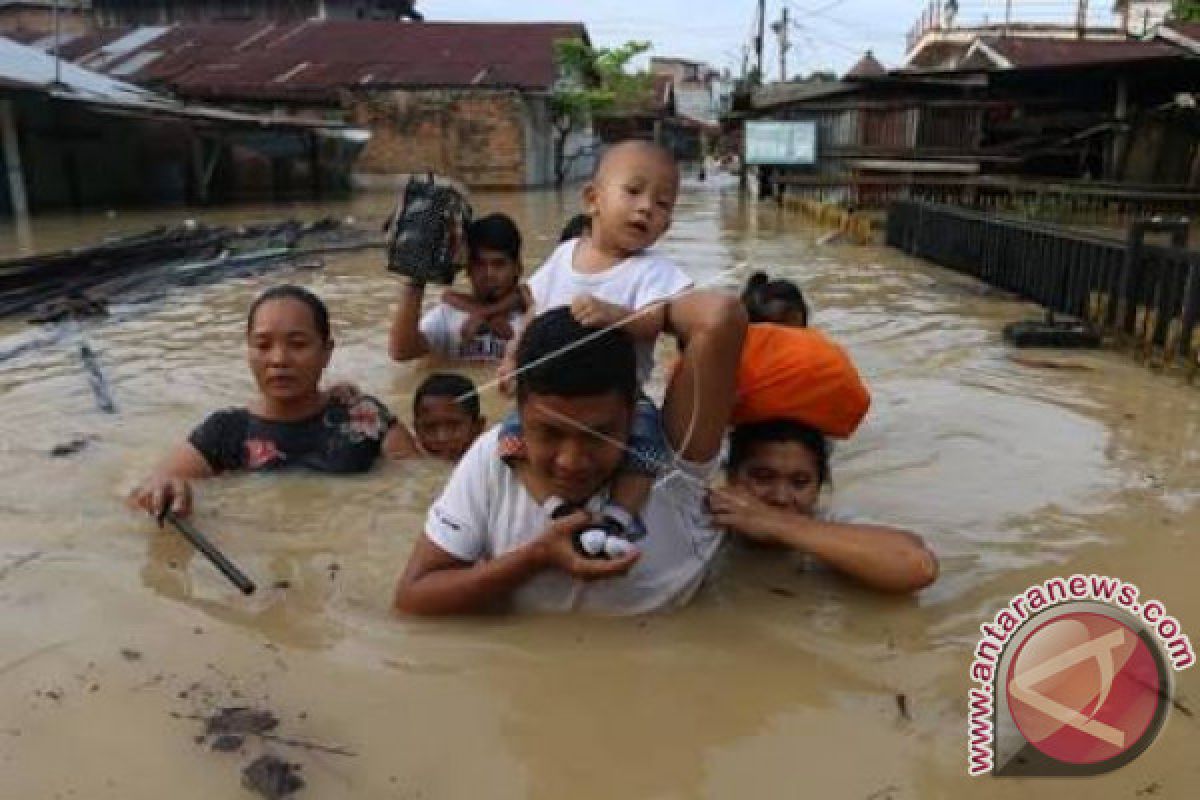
left=528, top=239, right=692, bottom=384
left=424, top=427, right=724, bottom=614
left=419, top=304, right=523, bottom=362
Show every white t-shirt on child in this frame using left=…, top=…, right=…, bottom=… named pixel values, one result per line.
left=419, top=304, right=523, bottom=362
left=424, top=427, right=725, bottom=614
left=528, top=239, right=693, bottom=384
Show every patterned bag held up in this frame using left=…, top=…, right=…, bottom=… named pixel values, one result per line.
left=384, top=174, right=472, bottom=285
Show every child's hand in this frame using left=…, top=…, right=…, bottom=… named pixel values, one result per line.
left=570, top=295, right=628, bottom=329
left=327, top=381, right=364, bottom=404
left=497, top=355, right=517, bottom=396
left=460, top=312, right=487, bottom=342
left=487, top=313, right=515, bottom=341
left=441, top=290, right=481, bottom=314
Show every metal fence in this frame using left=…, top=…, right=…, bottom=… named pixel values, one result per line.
left=886, top=200, right=1200, bottom=370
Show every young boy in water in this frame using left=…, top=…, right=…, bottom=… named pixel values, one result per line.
left=390, top=213, right=529, bottom=363
left=411, top=373, right=485, bottom=462
left=497, top=140, right=693, bottom=550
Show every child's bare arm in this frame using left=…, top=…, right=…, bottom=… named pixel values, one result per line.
left=441, top=290, right=484, bottom=314
left=497, top=285, right=536, bottom=394
left=444, top=287, right=528, bottom=318
left=485, top=286, right=530, bottom=318
left=570, top=295, right=665, bottom=341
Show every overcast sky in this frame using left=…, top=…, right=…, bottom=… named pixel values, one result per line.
left=421, top=1, right=1121, bottom=78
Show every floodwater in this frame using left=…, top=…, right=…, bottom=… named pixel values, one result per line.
left=1, top=184, right=1198, bottom=799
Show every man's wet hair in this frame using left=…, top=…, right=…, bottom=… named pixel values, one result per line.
left=742, top=271, right=809, bottom=326
left=413, top=372, right=481, bottom=420
left=247, top=285, right=331, bottom=342
left=516, top=307, right=637, bottom=405
left=559, top=213, right=591, bottom=243
left=727, top=418, right=831, bottom=487
left=467, top=213, right=522, bottom=264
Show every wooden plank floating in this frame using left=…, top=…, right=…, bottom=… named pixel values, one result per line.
left=887, top=200, right=1200, bottom=376
left=0, top=218, right=382, bottom=321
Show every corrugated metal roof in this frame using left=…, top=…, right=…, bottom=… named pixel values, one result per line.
left=0, top=34, right=161, bottom=104
left=81, top=26, right=169, bottom=71
left=980, top=35, right=1182, bottom=68
left=751, top=80, right=861, bottom=110
left=79, top=20, right=588, bottom=102
left=0, top=35, right=360, bottom=132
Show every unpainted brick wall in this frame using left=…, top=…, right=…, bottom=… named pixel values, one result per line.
left=349, top=89, right=531, bottom=187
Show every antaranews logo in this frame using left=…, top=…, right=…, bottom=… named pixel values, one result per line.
left=967, top=575, right=1194, bottom=777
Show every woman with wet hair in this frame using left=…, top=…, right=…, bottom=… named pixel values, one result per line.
left=741, top=271, right=809, bottom=327
left=707, top=418, right=937, bottom=594
left=129, top=285, right=416, bottom=518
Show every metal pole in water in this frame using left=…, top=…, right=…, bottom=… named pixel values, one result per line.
left=162, top=511, right=257, bottom=595
left=79, top=341, right=116, bottom=414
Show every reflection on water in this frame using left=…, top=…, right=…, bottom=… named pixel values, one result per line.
left=1, top=188, right=1198, bottom=798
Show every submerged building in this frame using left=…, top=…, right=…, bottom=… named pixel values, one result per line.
left=739, top=23, right=1200, bottom=211
left=0, top=35, right=367, bottom=215
left=12, top=20, right=595, bottom=188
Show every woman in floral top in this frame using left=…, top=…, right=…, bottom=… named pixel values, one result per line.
left=129, top=285, right=417, bottom=518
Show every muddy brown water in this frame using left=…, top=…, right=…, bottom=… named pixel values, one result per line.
left=1, top=185, right=1198, bottom=798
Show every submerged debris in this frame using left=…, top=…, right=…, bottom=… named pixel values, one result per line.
left=29, top=293, right=108, bottom=325
left=0, top=551, right=42, bottom=581
left=895, top=692, right=912, bottom=722
left=0, top=217, right=374, bottom=322
left=206, top=707, right=280, bottom=736
left=211, top=734, right=244, bottom=752
left=50, top=436, right=97, bottom=457
left=241, top=755, right=305, bottom=799
left=1008, top=354, right=1094, bottom=371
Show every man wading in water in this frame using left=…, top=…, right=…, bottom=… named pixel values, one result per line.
left=394, top=292, right=746, bottom=614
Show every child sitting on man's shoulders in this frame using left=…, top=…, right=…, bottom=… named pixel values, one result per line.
left=498, top=140, right=692, bottom=554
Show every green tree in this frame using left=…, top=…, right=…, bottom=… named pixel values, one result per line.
left=549, top=39, right=652, bottom=187
left=1174, top=0, right=1200, bottom=21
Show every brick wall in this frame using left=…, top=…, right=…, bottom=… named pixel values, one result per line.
left=349, top=89, right=533, bottom=188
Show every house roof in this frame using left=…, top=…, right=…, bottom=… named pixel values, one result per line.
left=1158, top=23, right=1200, bottom=54
left=0, top=34, right=360, bottom=133
left=1175, top=23, right=1200, bottom=41
left=750, top=80, right=861, bottom=111
left=30, top=20, right=590, bottom=102
left=846, top=51, right=886, bottom=79
left=968, top=35, right=1183, bottom=70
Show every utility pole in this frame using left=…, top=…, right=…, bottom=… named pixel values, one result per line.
left=1076, top=0, right=1089, bottom=37
left=771, top=5, right=790, bottom=82
left=52, top=0, right=60, bottom=85
left=754, top=0, right=765, bottom=83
